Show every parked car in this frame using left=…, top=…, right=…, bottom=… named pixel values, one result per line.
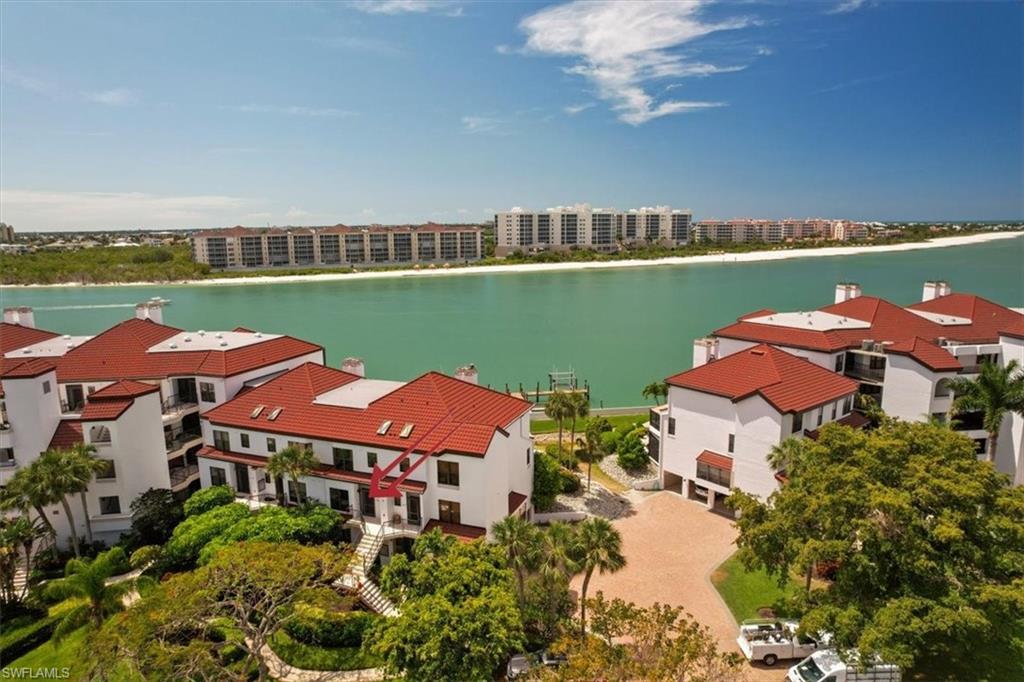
left=788, top=650, right=901, bottom=682
left=506, top=653, right=539, bottom=679
left=737, top=619, right=826, bottom=666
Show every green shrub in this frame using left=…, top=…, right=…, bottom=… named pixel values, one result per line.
left=197, top=504, right=344, bottom=564
left=0, top=607, right=57, bottom=662
left=601, top=428, right=622, bottom=454
left=163, top=503, right=249, bottom=569
left=616, top=427, right=649, bottom=471
left=183, top=485, right=235, bottom=517
left=284, top=605, right=378, bottom=648
left=559, top=469, right=581, bottom=494
left=129, top=544, right=162, bottom=570
left=532, top=452, right=563, bottom=511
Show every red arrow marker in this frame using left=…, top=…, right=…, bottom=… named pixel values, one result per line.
left=368, top=420, right=458, bottom=498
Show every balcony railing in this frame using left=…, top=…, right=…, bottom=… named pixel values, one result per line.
left=844, top=366, right=886, bottom=383
left=162, top=393, right=199, bottom=415
left=165, top=429, right=202, bottom=453
left=0, top=458, right=16, bottom=468
left=169, top=463, right=200, bottom=487
left=60, top=399, right=85, bottom=414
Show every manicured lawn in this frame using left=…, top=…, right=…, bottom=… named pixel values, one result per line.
left=4, top=626, right=87, bottom=672
left=711, top=553, right=800, bottom=621
left=531, top=412, right=646, bottom=435
left=269, top=631, right=383, bottom=671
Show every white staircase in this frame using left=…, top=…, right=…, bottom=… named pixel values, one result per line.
left=335, top=523, right=399, bottom=617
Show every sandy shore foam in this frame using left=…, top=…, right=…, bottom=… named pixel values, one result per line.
left=8, top=231, right=1022, bottom=289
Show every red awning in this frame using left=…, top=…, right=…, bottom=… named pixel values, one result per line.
left=696, top=449, right=733, bottom=471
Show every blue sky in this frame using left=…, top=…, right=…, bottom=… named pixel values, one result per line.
left=1, top=0, right=1021, bottom=231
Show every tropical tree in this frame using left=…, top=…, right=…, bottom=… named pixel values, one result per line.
left=641, top=380, right=668, bottom=405
left=539, top=522, right=580, bottom=624
left=544, top=391, right=573, bottom=458
left=266, top=444, right=318, bottom=505
left=44, top=546, right=145, bottom=640
left=34, top=449, right=86, bottom=556
left=491, top=515, right=540, bottom=606
left=947, top=359, right=1024, bottom=463
left=0, top=515, right=49, bottom=606
left=128, top=488, right=183, bottom=547
left=0, top=462, right=58, bottom=538
left=68, top=442, right=108, bottom=545
left=574, top=517, right=625, bottom=635
left=566, top=392, right=590, bottom=465
left=575, top=417, right=612, bottom=492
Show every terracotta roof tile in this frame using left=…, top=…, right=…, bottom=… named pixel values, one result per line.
left=1, top=358, right=56, bottom=378
left=423, top=519, right=487, bottom=541
left=908, top=293, right=1024, bottom=343
left=48, top=421, right=84, bottom=449
left=508, top=491, right=528, bottom=515
left=0, top=322, right=61, bottom=356
left=80, top=398, right=134, bottom=421
left=90, top=380, right=161, bottom=399
left=696, top=450, right=733, bottom=471
left=666, top=344, right=858, bottom=413
left=884, top=337, right=961, bottom=372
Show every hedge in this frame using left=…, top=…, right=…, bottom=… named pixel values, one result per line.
left=0, top=608, right=58, bottom=663
left=183, top=485, right=235, bottom=517
left=284, top=605, right=378, bottom=648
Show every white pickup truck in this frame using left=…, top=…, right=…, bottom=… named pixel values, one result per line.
left=788, top=649, right=901, bottom=682
left=736, top=619, right=826, bottom=666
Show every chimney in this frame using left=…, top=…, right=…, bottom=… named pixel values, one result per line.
left=834, top=283, right=862, bottom=304
left=922, top=280, right=951, bottom=302
left=3, top=307, right=35, bottom=328
left=342, top=357, right=365, bottom=377
left=455, top=364, right=479, bottom=385
left=692, top=337, right=719, bottom=368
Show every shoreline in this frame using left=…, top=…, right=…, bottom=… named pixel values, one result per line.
left=5, top=231, right=1022, bottom=289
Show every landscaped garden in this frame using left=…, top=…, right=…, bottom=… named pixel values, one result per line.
left=711, top=553, right=799, bottom=621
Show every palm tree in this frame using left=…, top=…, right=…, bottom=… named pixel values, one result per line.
left=491, top=515, right=540, bottom=605
left=539, top=522, right=580, bottom=623
left=566, top=392, right=590, bottom=466
left=0, top=515, right=49, bottom=606
left=0, top=463, right=59, bottom=538
left=44, top=546, right=146, bottom=640
left=576, top=417, right=611, bottom=492
left=544, top=391, right=572, bottom=458
left=35, top=450, right=85, bottom=557
left=67, top=443, right=107, bottom=546
left=575, top=517, right=625, bottom=635
left=642, top=381, right=668, bottom=405
left=948, top=359, right=1024, bottom=463
left=266, top=445, right=318, bottom=505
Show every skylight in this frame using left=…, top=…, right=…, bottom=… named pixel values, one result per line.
left=250, top=405, right=265, bottom=419
left=399, top=423, right=414, bottom=438
left=377, top=420, right=392, bottom=435
left=267, top=407, right=283, bottom=421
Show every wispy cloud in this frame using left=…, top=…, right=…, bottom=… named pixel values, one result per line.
left=351, top=1, right=462, bottom=17
left=461, top=115, right=510, bottom=135
left=756, top=46, right=774, bottom=56
left=84, top=88, right=139, bottom=106
left=0, top=188, right=250, bottom=231
left=827, top=0, right=867, bottom=14
left=518, top=1, right=754, bottom=125
left=285, top=207, right=312, bottom=220
left=229, top=104, right=357, bottom=117
left=814, top=70, right=905, bottom=94
left=563, top=102, right=595, bottom=115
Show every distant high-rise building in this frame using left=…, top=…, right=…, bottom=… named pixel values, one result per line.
left=692, top=218, right=868, bottom=243
left=494, top=204, right=691, bottom=256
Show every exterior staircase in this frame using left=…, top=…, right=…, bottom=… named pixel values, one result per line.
left=335, top=523, right=399, bottom=617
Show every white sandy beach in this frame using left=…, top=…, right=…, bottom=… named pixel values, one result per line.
left=7, top=231, right=1022, bottom=289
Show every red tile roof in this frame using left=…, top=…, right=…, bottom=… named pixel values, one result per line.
left=907, top=293, right=1024, bottom=344
left=883, top=337, right=961, bottom=372
left=197, top=446, right=427, bottom=493
left=203, top=363, right=532, bottom=457
left=90, top=380, right=161, bottom=399
left=667, top=344, right=858, bottom=413
left=53, top=318, right=322, bottom=382
left=508, top=491, right=528, bottom=515
left=0, top=322, right=61, bottom=356
left=79, top=398, right=134, bottom=421
left=696, top=450, right=733, bottom=471
left=1, top=358, right=56, bottom=379
left=423, top=519, right=487, bottom=541
left=1001, top=317, right=1024, bottom=340
left=804, top=411, right=870, bottom=440
left=48, top=420, right=84, bottom=449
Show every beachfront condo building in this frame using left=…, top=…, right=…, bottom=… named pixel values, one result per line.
left=649, top=281, right=1024, bottom=513
left=190, top=223, right=484, bottom=270
left=494, top=204, right=692, bottom=256
left=1, top=305, right=533, bottom=552
left=692, top=218, right=868, bottom=243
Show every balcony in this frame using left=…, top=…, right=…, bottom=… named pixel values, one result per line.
left=169, top=463, right=200, bottom=489
left=844, top=365, right=885, bottom=384
left=0, top=457, right=16, bottom=469
left=60, top=399, right=84, bottom=415
left=165, top=429, right=202, bottom=456
left=162, top=393, right=199, bottom=420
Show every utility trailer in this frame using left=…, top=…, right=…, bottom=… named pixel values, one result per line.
left=736, top=619, right=825, bottom=666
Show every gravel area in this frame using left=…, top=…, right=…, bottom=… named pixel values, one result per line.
left=551, top=480, right=635, bottom=520
left=600, top=457, right=658, bottom=489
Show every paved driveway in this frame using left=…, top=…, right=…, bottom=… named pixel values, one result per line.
left=570, top=491, right=785, bottom=681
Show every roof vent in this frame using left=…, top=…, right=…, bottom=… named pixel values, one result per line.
left=66, top=342, right=74, bottom=349
left=198, top=330, right=206, bottom=336
left=750, top=349, right=766, bottom=356
left=267, top=407, right=283, bottom=421
left=399, top=423, right=415, bottom=438
left=250, top=405, right=265, bottom=419
left=183, top=336, right=192, bottom=342
left=169, top=342, right=178, bottom=349
left=63, top=334, right=71, bottom=340
left=219, top=340, right=228, bottom=347
left=377, top=420, right=392, bottom=435
left=215, top=333, right=223, bottom=339
left=22, top=348, right=31, bottom=354
left=255, top=332, right=263, bottom=338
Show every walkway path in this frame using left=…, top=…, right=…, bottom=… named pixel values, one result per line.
left=255, top=640, right=385, bottom=682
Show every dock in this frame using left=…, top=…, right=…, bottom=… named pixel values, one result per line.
left=506, top=369, right=590, bottom=404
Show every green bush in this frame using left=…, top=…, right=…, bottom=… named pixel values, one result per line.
left=616, top=427, right=649, bottom=471
left=544, top=441, right=577, bottom=470
left=532, top=452, right=563, bottom=511
left=183, top=485, right=235, bottom=517
left=0, top=607, right=57, bottom=662
left=129, top=544, right=162, bottom=570
left=559, top=469, right=581, bottom=494
left=197, top=504, right=344, bottom=564
left=601, top=428, right=622, bottom=454
left=163, top=503, right=249, bottom=569
left=284, top=605, right=378, bottom=648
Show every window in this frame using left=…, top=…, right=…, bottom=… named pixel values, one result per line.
left=288, top=440, right=312, bottom=451
left=727, top=434, right=735, bottom=454
left=288, top=480, right=307, bottom=505
left=213, top=430, right=230, bottom=451
left=329, top=488, right=350, bottom=512
left=42, top=380, right=51, bottom=394
left=696, top=463, right=731, bottom=487
left=437, top=461, right=459, bottom=486
left=366, top=452, right=378, bottom=468
left=96, top=459, right=116, bottom=480
left=834, top=355, right=844, bottom=372
left=0, top=448, right=14, bottom=466
left=934, top=379, right=952, bottom=397
left=842, top=395, right=854, bottom=414
left=668, top=417, right=676, bottom=436
left=438, top=499, right=461, bottom=524
left=817, top=409, right=823, bottom=426
left=831, top=403, right=837, bottom=420
left=99, top=496, right=121, bottom=515
left=210, top=466, right=227, bottom=486
left=649, top=409, right=661, bottom=430
left=792, top=412, right=804, bottom=433
left=399, top=458, right=409, bottom=472
left=526, top=447, right=531, bottom=465
left=200, top=382, right=215, bottom=403
left=407, top=494, right=421, bottom=523
left=267, top=437, right=277, bottom=452
left=931, top=412, right=948, bottom=424
left=333, top=448, right=354, bottom=471
left=240, top=433, right=250, bottom=448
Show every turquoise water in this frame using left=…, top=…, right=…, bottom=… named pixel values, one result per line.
left=3, top=238, right=1022, bottom=407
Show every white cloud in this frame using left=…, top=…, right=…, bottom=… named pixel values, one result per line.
left=0, top=188, right=250, bottom=231
left=84, top=88, right=139, bottom=106
left=230, top=104, right=357, bottom=117
left=351, top=1, right=462, bottom=16
left=360, top=208, right=376, bottom=217
left=827, top=0, right=867, bottom=14
left=756, top=46, right=774, bottom=56
left=518, top=1, right=752, bottom=125
left=285, top=207, right=312, bottom=220
left=563, top=102, right=595, bottom=115
left=461, top=115, right=510, bottom=135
